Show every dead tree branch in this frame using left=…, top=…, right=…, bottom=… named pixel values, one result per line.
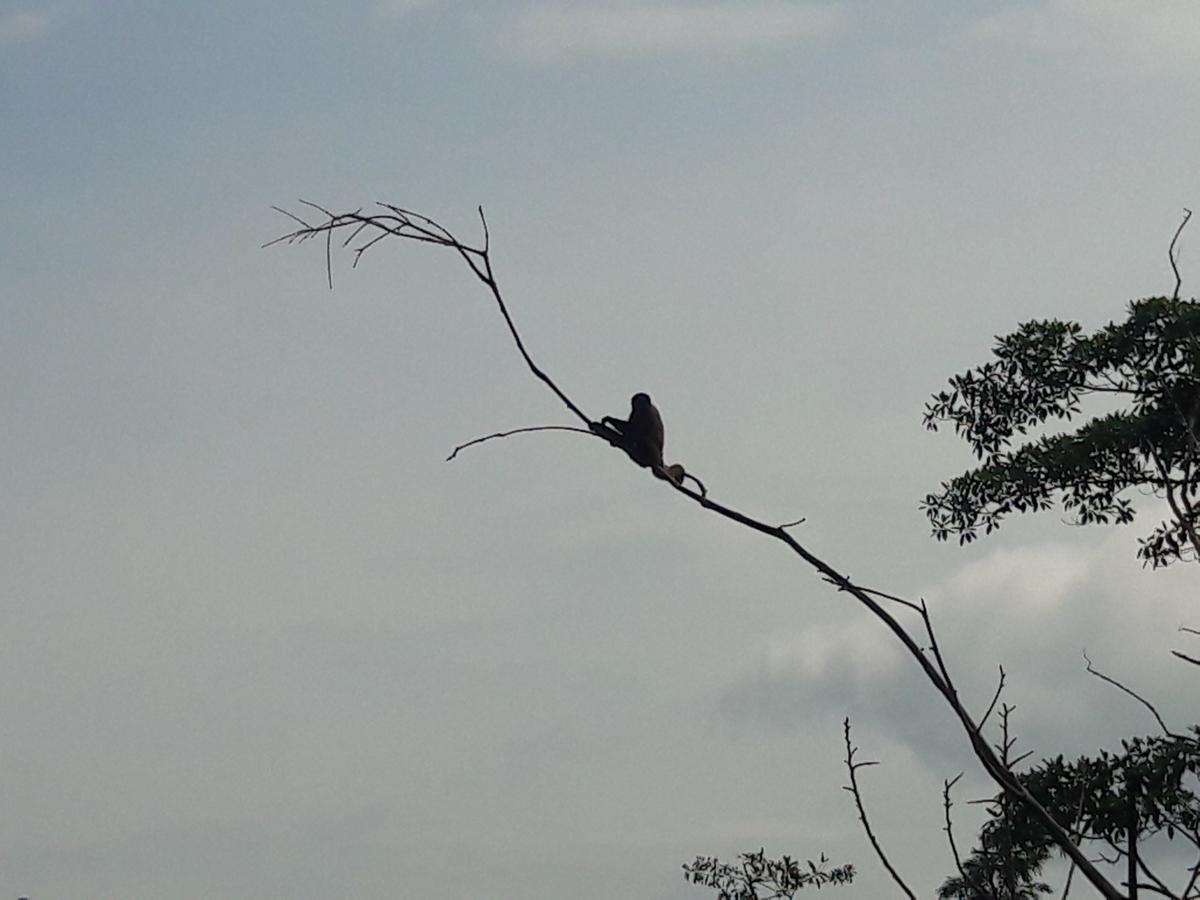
left=269, top=201, right=1128, bottom=900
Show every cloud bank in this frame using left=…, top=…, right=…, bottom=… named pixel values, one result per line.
left=722, top=527, right=1197, bottom=771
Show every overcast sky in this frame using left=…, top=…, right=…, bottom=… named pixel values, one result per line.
left=3, top=1, right=1199, bottom=898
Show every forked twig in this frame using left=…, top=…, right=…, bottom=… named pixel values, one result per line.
left=842, top=719, right=915, bottom=900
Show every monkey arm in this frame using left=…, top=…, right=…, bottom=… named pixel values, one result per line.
left=599, top=415, right=628, bottom=435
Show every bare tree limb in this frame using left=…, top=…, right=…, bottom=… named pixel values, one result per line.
left=270, top=202, right=1129, bottom=900
left=842, top=719, right=915, bottom=900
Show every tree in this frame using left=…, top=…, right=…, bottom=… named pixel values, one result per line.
left=922, top=215, right=1200, bottom=568
left=924, top=215, right=1199, bottom=899
left=938, top=728, right=1200, bottom=900
left=682, top=850, right=854, bottom=899
left=269, top=199, right=1136, bottom=900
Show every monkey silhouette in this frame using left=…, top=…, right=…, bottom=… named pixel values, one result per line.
left=600, top=392, right=665, bottom=470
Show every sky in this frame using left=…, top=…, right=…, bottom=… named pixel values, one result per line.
left=2, top=1, right=1199, bottom=897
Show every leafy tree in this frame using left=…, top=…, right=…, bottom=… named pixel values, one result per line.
left=683, top=850, right=854, bottom=899
left=939, top=730, right=1200, bottom=900
left=925, top=248, right=1200, bottom=898
left=922, top=296, right=1200, bottom=567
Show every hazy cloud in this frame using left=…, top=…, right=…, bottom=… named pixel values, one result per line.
left=971, top=0, right=1200, bottom=76
left=496, top=1, right=845, bottom=63
left=722, top=528, right=1196, bottom=770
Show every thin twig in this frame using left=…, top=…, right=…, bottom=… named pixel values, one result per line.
left=842, top=719, right=915, bottom=900
left=919, top=598, right=956, bottom=696
left=1083, top=650, right=1175, bottom=736
left=998, top=705, right=1019, bottom=900
left=854, top=585, right=923, bottom=615
left=445, top=425, right=599, bottom=461
left=942, top=773, right=968, bottom=887
left=1170, top=208, right=1193, bottom=301
left=977, top=665, right=1007, bottom=734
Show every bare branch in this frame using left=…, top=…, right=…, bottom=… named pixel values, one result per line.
left=942, top=773, right=968, bottom=887
left=853, top=585, right=923, bottom=615
left=919, top=598, right=957, bottom=696
left=842, top=719, right=915, bottom=900
left=1083, top=650, right=1175, bottom=736
left=1170, top=208, right=1193, bottom=301
left=269, top=203, right=591, bottom=426
left=977, top=665, right=1007, bottom=734
left=445, top=425, right=599, bottom=461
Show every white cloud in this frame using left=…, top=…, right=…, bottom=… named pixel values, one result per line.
left=496, top=1, right=845, bottom=63
left=724, top=525, right=1197, bottom=771
left=0, top=7, right=57, bottom=44
left=971, top=0, right=1200, bottom=77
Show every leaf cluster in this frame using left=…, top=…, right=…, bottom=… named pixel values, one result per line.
left=683, top=850, right=854, bottom=899
left=922, top=297, right=1200, bottom=566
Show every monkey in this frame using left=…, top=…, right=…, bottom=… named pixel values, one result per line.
left=600, top=392, right=665, bottom=470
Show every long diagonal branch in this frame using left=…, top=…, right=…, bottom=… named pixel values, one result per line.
left=269, top=202, right=1126, bottom=900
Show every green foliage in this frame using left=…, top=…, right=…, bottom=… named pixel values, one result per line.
left=683, top=850, right=854, bottom=898
left=923, top=297, right=1200, bottom=566
left=939, top=730, right=1200, bottom=899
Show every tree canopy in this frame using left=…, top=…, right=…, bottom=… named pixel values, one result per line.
left=922, top=296, right=1200, bottom=566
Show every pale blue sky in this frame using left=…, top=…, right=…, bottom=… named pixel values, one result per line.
left=3, top=2, right=1199, bottom=898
